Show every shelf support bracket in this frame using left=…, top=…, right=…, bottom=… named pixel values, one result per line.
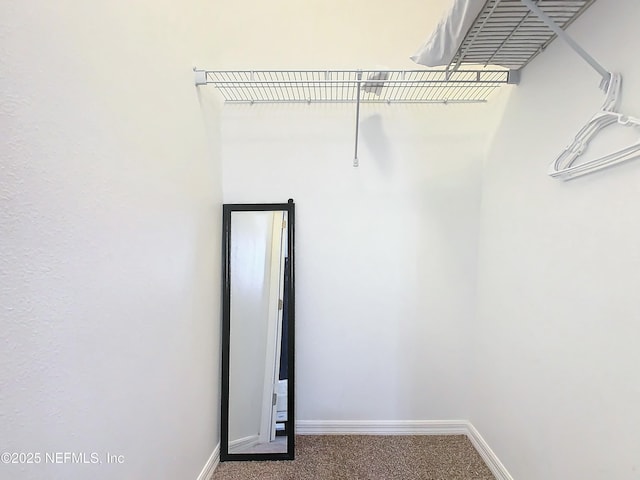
left=520, top=0, right=610, bottom=90
left=194, top=67, right=207, bottom=86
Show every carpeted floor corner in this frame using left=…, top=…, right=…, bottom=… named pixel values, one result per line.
left=211, top=435, right=495, bottom=480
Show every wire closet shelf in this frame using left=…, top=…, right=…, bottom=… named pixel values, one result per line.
left=199, top=69, right=512, bottom=104
left=450, top=0, right=597, bottom=71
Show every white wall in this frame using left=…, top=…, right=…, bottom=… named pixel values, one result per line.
left=472, top=0, right=640, bottom=478
left=210, top=0, right=452, bottom=70
left=1, top=1, right=222, bottom=479
left=221, top=102, right=502, bottom=421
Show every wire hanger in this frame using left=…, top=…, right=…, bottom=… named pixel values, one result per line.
left=548, top=73, right=640, bottom=180
left=518, top=0, right=640, bottom=180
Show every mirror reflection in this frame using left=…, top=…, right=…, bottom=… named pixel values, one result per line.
left=225, top=207, right=292, bottom=457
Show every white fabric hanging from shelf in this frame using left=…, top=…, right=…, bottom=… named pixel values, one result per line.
left=410, top=0, right=484, bottom=67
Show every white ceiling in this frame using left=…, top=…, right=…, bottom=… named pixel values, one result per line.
left=210, top=0, right=452, bottom=70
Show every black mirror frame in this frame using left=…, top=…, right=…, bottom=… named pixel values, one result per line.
left=220, top=199, right=295, bottom=462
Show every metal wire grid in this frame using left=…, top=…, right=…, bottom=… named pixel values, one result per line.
left=451, top=0, right=597, bottom=70
left=203, top=70, right=510, bottom=104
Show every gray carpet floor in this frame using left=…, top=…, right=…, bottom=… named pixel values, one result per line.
left=211, top=435, right=495, bottom=480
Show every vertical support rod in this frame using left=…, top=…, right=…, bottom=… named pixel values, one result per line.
left=354, top=71, right=362, bottom=167
left=520, top=0, right=610, bottom=88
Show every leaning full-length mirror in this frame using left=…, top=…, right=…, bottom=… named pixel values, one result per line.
left=221, top=200, right=295, bottom=461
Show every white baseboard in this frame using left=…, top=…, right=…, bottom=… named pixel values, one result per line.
left=295, top=420, right=513, bottom=480
left=466, top=423, right=514, bottom=480
left=196, top=443, right=219, bottom=480
left=229, top=434, right=259, bottom=453
left=296, top=419, right=469, bottom=435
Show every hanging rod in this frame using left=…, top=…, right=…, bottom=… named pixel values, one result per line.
left=194, top=69, right=512, bottom=104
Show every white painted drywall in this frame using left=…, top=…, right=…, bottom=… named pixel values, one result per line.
left=1, top=1, right=222, bottom=479
left=221, top=101, right=504, bottom=421
left=228, top=212, right=273, bottom=444
left=210, top=0, right=453, bottom=70
left=472, top=0, right=640, bottom=478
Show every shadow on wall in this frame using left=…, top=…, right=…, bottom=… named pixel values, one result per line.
left=360, top=114, right=392, bottom=174
left=196, top=88, right=223, bottom=159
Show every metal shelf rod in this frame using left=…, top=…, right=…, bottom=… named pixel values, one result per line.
left=354, top=71, right=362, bottom=167
left=205, top=80, right=506, bottom=85
left=210, top=99, right=489, bottom=104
